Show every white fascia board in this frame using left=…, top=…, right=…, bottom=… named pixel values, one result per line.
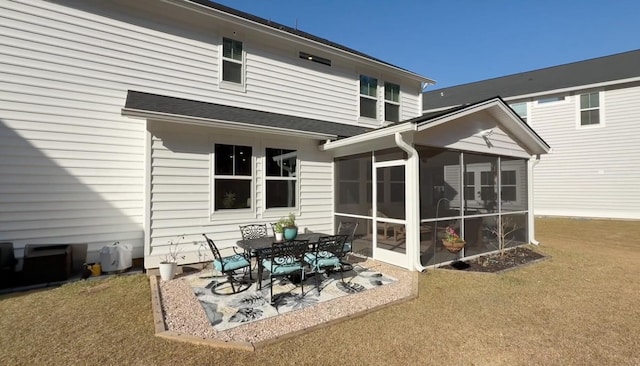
left=164, top=0, right=433, bottom=84
left=493, top=103, right=551, bottom=154
left=122, top=108, right=337, bottom=140
left=320, top=123, right=416, bottom=151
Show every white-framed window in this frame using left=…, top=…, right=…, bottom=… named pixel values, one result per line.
left=384, top=82, right=400, bottom=122
left=360, top=75, right=378, bottom=119
left=221, top=37, right=244, bottom=87
left=579, top=91, right=601, bottom=126
left=510, top=102, right=528, bottom=123
left=265, top=148, right=298, bottom=209
left=212, top=143, right=252, bottom=212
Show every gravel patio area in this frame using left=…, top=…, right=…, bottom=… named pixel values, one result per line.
left=154, top=257, right=418, bottom=349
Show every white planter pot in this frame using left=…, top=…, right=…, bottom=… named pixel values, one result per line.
left=275, top=232, right=284, bottom=242
left=159, top=262, right=177, bottom=281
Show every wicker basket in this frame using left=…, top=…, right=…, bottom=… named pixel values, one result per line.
left=442, top=239, right=466, bottom=253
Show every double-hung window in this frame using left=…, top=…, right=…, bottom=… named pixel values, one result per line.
left=579, top=92, right=600, bottom=126
left=213, top=144, right=252, bottom=211
left=222, top=37, right=244, bottom=85
left=265, top=148, right=297, bottom=209
left=360, top=75, right=378, bottom=119
left=384, top=82, right=400, bottom=122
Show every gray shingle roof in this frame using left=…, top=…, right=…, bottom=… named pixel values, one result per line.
left=423, top=49, right=640, bottom=110
left=123, top=90, right=370, bottom=138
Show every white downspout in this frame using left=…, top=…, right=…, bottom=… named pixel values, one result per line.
left=394, top=132, right=425, bottom=272
left=528, top=154, right=541, bottom=245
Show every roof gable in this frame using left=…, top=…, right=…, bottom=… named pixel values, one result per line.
left=322, top=97, right=550, bottom=157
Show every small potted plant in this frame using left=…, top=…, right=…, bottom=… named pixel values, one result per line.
left=159, top=235, right=185, bottom=281
left=442, top=226, right=466, bottom=253
left=273, top=221, right=285, bottom=241
left=281, top=212, right=298, bottom=240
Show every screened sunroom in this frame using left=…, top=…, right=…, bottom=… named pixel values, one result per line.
left=321, top=98, right=550, bottom=271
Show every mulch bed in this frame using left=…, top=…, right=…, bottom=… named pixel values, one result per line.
left=442, top=246, right=546, bottom=273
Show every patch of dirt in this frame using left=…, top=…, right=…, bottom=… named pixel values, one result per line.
left=442, top=247, right=546, bottom=273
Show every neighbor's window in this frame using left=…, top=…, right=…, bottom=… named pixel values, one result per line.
left=360, top=75, right=378, bottom=119
left=480, top=171, right=497, bottom=202
left=501, top=170, right=517, bottom=201
left=214, top=144, right=252, bottom=210
left=265, top=148, right=297, bottom=209
left=384, top=82, right=400, bottom=122
left=510, top=102, right=528, bottom=123
left=464, top=171, right=475, bottom=200
left=580, top=92, right=600, bottom=126
left=222, top=37, right=243, bottom=84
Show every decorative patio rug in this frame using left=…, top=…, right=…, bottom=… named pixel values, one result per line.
left=183, top=264, right=396, bottom=331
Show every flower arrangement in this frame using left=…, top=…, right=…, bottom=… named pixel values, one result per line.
left=443, top=226, right=464, bottom=243
left=442, top=226, right=466, bottom=253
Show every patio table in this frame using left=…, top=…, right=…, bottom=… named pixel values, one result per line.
left=236, top=233, right=327, bottom=289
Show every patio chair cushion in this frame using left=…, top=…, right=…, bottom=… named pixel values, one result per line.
left=262, top=258, right=303, bottom=275
left=213, top=254, right=250, bottom=272
left=304, top=251, right=340, bottom=270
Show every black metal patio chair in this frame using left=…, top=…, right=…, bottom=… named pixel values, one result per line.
left=239, top=224, right=268, bottom=240
left=261, top=239, right=309, bottom=304
left=337, top=221, right=359, bottom=258
left=304, top=235, right=349, bottom=294
left=202, top=234, right=252, bottom=295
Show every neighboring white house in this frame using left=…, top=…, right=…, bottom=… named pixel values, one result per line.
left=423, top=50, right=640, bottom=220
left=1, top=0, right=549, bottom=271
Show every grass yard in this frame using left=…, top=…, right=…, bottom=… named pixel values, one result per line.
left=1, top=218, right=639, bottom=365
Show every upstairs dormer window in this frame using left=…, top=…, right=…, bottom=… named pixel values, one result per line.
left=360, top=75, right=378, bottom=119
left=222, top=37, right=244, bottom=85
left=384, top=82, right=400, bottom=122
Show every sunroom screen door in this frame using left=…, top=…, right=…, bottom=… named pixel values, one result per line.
left=372, top=161, right=408, bottom=268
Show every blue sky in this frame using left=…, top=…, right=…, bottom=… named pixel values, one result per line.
left=212, top=0, right=640, bottom=89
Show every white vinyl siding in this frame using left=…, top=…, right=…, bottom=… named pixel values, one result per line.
left=147, top=123, right=334, bottom=267
left=0, top=0, right=426, bottom=263
left=530, top=86, right=640, bottom=219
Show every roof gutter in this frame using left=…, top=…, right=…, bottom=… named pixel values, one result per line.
left=122, top=108, right=337, bottom=140
left=321, top=122, right=416, bottom=151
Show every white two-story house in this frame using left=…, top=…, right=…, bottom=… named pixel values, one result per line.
left=1, top=0, right=549, bottom=271
left=423, top=50, right=640, bottom=220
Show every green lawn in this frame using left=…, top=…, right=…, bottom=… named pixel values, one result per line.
left=1, top=218, right=639, bottom=366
